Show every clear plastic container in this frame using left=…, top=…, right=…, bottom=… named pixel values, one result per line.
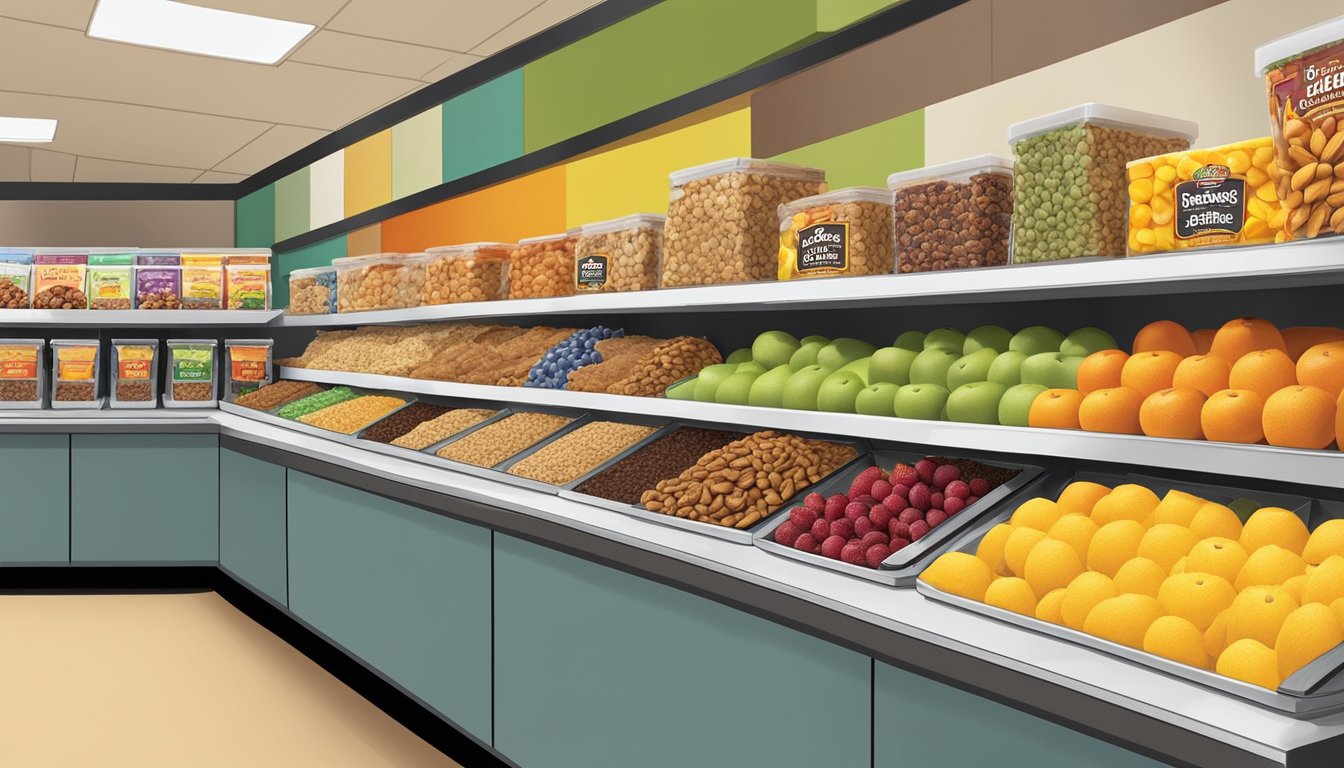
left=424, top=242, right=511, bottom=304
left=662, top=158, right=826, bottom=286
left=165, top=339, right=217, bottom=407
left=0, top=261, right=31, bottom=309
left=51, top=338, right=100, bottom=408
left=887, top=155, right=1013, bottom=273
left=110, top=338, right=158, bottom=409
left=0, top=338, right=44, bottom=408
left=179, top=254, right=224, bottom=309
left=31, top=250, right=88, bottom=310
left=225, top=339, right=273, bottom=400
left=1008, top=104, right=1197, bottom=263
left=287, top=266, right=337, bottom=315
left=225, top=263, right=271, bottom=310
left=778, top=188, right=893, bottom=280
left=507, top=234, right=577, bottom=299
left=87, top=251, right=135, bottom=310
left=334, top=253, right=428, bottom=312
left=135, top=265, right=182, bottom=309
left=1257, top=16, right=1344, bottom=240
left=575, top=214, right=664, bottom=292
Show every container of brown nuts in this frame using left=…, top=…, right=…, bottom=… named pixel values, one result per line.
left=164, top=339, right=217, bottom=408
left=778, top=187, right=893, bottom=280
left=574, top=214, right=664, bottom=293
left=51, top=338, right=101, bottom=409
left=334, top=253, right=428, bottom=313
left=0, top=338, right=45, bottom=409
left=507, top=233, right=577, bottom=299
left=423, top=242, right=512, bottom=305
left=0, top=260, right=32, bottom=309
left=110, top=339, right=159, bottom=409
left=662, top=158, right=826, bottom=287
left=887, top=155, right=1014, bottom=274
left=32, top=251, right=89, bottom=310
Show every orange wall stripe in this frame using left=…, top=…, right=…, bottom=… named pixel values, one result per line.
left=381, top=165, right=567, bottom=252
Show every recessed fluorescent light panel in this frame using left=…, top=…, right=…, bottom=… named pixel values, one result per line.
left=0, top=117, right=57, bottom=143
left=88, top=0, right=315, bottom=65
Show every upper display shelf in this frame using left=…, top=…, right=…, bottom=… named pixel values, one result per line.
left=0, top=309, right=283, bottom=326
left=277, top=239, right=1344, bottom=326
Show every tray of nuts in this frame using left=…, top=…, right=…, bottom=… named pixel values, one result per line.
left=221, top=387, right=414, bottom=443
left=492, top=414, right=668, bottom=495
left=422, top=407, right=582, bottom=484
left=354, top=402, right=506, bottom=466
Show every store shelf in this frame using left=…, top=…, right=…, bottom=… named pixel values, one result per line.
left=275, top=239, right=1344, bottom=326
left=0, top=309, right=283, bottom=326
left=277, top=367, right=1344, bottom=490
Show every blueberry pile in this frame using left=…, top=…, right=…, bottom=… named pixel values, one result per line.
left=525, top=326, right=623, bottom=389
left=315, top=269, right=339, bottom=314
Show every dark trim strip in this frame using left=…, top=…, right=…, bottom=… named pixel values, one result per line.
left=0, top=564, right=215, bottom=592
left=0, top=182, right=238, bottom=201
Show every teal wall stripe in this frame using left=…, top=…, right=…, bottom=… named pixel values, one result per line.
left=234, top=183, right=276, bottom=248
left=441, top=70, right=525, bottom=184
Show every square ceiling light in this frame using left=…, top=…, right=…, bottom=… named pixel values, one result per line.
left=88, top=0, right=315, bottom=65
left=0, top=117, right=57, bottom=143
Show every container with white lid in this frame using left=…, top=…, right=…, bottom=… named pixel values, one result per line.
left=424, top=242, right=513, bottom=304
left=575, top=214, right=665, bottom=293
left=508, top=234, right=577, bottom=299
left=663, top=157, right=826, bottom=287
left=886, top=155, right=1013, bottom=273
left=777, top=188, right=893, bottom=280
left=1008, top=103, right=1196, bottom=263
left=333, top=252, right=427, bottom=312
left=287, top=266, right=337, bottom=315
left=0, top=338, right=44, bottom=408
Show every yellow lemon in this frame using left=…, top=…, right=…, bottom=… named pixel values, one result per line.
left=1011, top=498, right=1062, bottom=532
left=1227, top=586, right=1298, bottom=647
left=1144, top=615, right=1210, bottom=669
left=1056, top=481, right=1112, bottom=518
left=1137, top=524, right=1199, bottom=573
left=1217, top=639, right=1282, bottom=689
left=1282, top=574, right=1308, bottom=603
left=1241, top=507, right=1309, bottom=555
left=922, top=552, right=994, bottom=601
left=1186, top=537, right=1248, bottom=585
left=985, top=577, right=1038, bottom=616
left=1330, top=597, right=1344, bottom=629
left=1157, top=572, right=1236, bottom=630
left=1083, top=594, right=1165, bottom=649
left=1206, top=609, right=1230, bottom=658
left=1304, top=519, right=1344, bottom=565
left=1148, top=490, right=1208, bottom=527
left=1047, top=515, right=1100, bottom=562
left=1087, top=520, right=1146, bottom=578
left=1091, top=484, right=1161, bottom=527
left=1190, top=502, right=1243, bottom=541
left=1170, top=556, right=1187, bottom=574
left=1276, top=603, right=1344, bottom=680
left=1060, top=571, right=1117, bottom=630
left=1003, top=527, right=1047, bottom=577
left=1301, top=555, right=1344, bottom=605
left=1036, top=588, right=1066, bottom=624
left=975, top=523, right=1014, bottom=575
left=1113, top=557, right=1167, bottom=598
left=1023, top=538, right=1085, bottom=597
left=1235, top=545, right=1307, bottom=591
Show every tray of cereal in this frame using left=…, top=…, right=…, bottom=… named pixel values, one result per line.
left=778, top=188, right=893, bottom=280
left=888, top=155, right=1012, bottom=273
left=507, top=233, right=577, bottom=299
left=493, top=414, right=666, bottom=494
left=424, top=242, right=512, bottom=304
left=424, top=407, right=579, bottom=482
left=334, top=253, right=428, bottom=312
left=574, top=214, right=663, bottom=293
left=230, top=380, right=325, bottom=412
left=355, top=401, right=504, bottom=465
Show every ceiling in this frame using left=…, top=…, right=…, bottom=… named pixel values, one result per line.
left=0, top=0, right=602, bottom=183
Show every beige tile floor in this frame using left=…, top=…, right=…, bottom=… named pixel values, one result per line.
left=0, top=592, right=461, bottom=768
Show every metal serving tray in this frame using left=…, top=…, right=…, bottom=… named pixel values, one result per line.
left=219, top=389, right=417, bottom=444
left=916, top=470, right=1341, bottom=717
left=753, top=451, right=1044, bottom=587
left=352, top=401, right=510, bottom=466
left=492, top=413, right=671, bottom=496
left=420, top=406, right=588, bottom=488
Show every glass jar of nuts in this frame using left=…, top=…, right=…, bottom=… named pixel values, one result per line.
left=424, top=242, right=512, bottom=304
left=778, top=188, right=893, bottom=280
left=507, top=233, right=577, bottom=299
left=333, top=253, right=428, bottom=313
left=574, top=214, right=664, bottom=292
left=887, top=155, right=1013, bottom=273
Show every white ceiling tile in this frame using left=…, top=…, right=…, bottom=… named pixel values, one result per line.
left=73, top=157, right=202, bottom=183
left=178, top=0, right=348, bottom=26
left=211, top=124, right=328, bottom=175
left=0, top=0, right=95, bottom=30
left=29, top=149, right=75, bottom=181
left=328, top=0, right=539, bottom=51
left=0, top=145, right=30, bottom=180
left=421, top=52, right=484, bottom=82
left=194, top=170, right=247, bottom=183
left=291, top=30, right=457, bottom=79
left=471, top=0, right=603, bottom=56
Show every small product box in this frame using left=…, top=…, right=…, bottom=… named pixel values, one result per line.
left=0, top=338, right=45, bottom=408
left=424, top=243, right=511, bottom=304
left=135, top=265, right=182, bottom=309
left=0, top=250, right=33, bottom=308
left=778, top=188, right=893, bottom=280
left=110, top=338, right=159, bottom=409
left=87, top=251, right=135, bottom=310
left=574, top=215, right=664, bottom=293
left=334, top=253, right=427, bottom=312
left=225, top=263, right=271, bottom=310
left=225, top=339, right=273, bottom=401
left=287, top=266, right=337, bottom=315
left=179, top=254, right=224, bottom=309
left=50, top=338, right=101, bottom=409
left=165, top=339, right=217, bottom=407
left=888, top=155, right=1013, bottom=273
left=31, top=250, right=89, bottom=310
left=507, top=233, right=578, bottom=299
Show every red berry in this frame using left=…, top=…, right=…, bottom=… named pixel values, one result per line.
left=852, top=495, right=877, bottom=509
left=889, top=483, right=910, bottom=502
left=789, top=506, right=818, bottom=529
left=908, top=483, right=932, bottom=511
left=861, top=530, right=889, bottom=548
left=869, top=480, right=892, bottom=501
left=965, top=495, right=980, bottom=506
left=845, top=502, right=868, bottom=522
left=866, top=544, right=892, bottom=568
left=824, top=494, right=849, bottom=521
left=804, top=492, right=826, bottom=512
left=889, top=520, right=911, bottom=540
left=909, top=520, right=931, bottom=540
left=944, top=480, right=970, bottom=500
left=853, top=516, right=874, bottom=537
left=840, top=542, right=867, bottom=565
left=794, top=533, right=819, bottom=552
left=943, top=497, right=966, bottom=516
left=897, top=508, right=924, bottom=525
left=930, top=492, right=945, bottom=511
left=969, top=478, right=991, bottom=496
left=882, top=495, right=905, bottom=514
left=890, top=464, right=920, bottom=487
left=848, top=466, right=885, bottom=498
left=927, top=509, right=948, bottom=527
left=829, top=518, right=854, bottom=540
left=890, top=536, right=911, bottom=552
left=810, top=519, right=831, bottom=542
left=932, top=463, right=961, bottom=489
left=915, top=458, right=938, bottom=483
left=870, top=506, right=894, bottom=529
left=821, top=535, right=847, bottom=560
left=774, top=521, right=801, bottom=546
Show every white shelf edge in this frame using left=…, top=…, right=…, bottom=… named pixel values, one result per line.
left=275, top=239, right=1344, bottom=326
left=277, top=367, right=1344, bottom=490
left=0, top=309, right=283, bottom=326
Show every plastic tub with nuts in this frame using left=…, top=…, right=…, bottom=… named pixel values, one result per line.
left=887, top=155, right=1013, bottom=273
left=50, top=339, right=101, bottom=409
left=662, top=158, right=826, bottom=287
left=31, top=250, right=89, bottom=310
left=163, top=339, right=217, bottom=408
left=1008, top=104, right=1197, bottom=263
left=1258, top=17, right=1344, bottom=240
left=334, top=253, right=428, bottom=312
left=109, top=338, right=159, bottom=409
left=287, top=266, right=337, bottom=315
left=87, top=251, right=135, bottom=310
left=0, top=338, right=45, bottom=409
left=0, top=252, right=32, bottom=309
left=574, top=214, right=664, bottom=292
left=423, top=242, right=512, bottom=305
left=507, top=233, right=577, bottom=299
left=777, top=187, right=893, bottom=280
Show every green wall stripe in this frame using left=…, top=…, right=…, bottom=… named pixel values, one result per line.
left=816, top=0, right=905, bottom=30
left=442, top=70, right=524, bottom=184
left=274, top=167, right=311, bottom=242
left=769, top=108, right=924, bottom=188
left=235, top=183, right=275, bottom=248
left=273, top=234, right=347, bottom=308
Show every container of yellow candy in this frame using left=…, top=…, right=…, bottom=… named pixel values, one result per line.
left=1126, top=137, right=1284, bottom=255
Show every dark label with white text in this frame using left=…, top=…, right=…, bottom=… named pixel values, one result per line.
left=796, top=223, right=848, bottom=273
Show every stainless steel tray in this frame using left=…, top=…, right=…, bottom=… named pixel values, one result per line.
left=493, top=413, right=670, bottom=496
left=220, top=389, right=417, bottom=444
left=753, top=451, right=1044, bottom=587
left=352, top=403, right=508, bottom=466
left=420, top=406, right=587, bottom=488
left=916, top=470, right=1344, bottom=717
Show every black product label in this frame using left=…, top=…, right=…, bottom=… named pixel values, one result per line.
left=576, top=254, right=608, bottom=287
left=1174, top=165, right=1245, bottom=240
left=796, top=223, right=848, bottom=273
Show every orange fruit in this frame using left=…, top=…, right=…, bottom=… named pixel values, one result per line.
left=1200, top=390, right=1265, bottom=444
left=1192, top=329, right=1216, bottom=355
left=1282, top=327, right=1344, bottom=361
left=1338, top=389, right=1344, bottom=452
left=1078, top=387, right=1144, bottom=434
left=1133, top=320, right=1197, bottom=357
left=1262, top=385, right=1337, bottom=449
left=1296, top=342, right=1344, bottom=399
left=1121, top=351, right=1183, bottom=398
left=1139, top=388, right=1206, bottom=439
left=1208, top=317, right=1287, bottom=366
left=1028, top=389, right=1083, bottom=430
left=1228, top=349, right=1298, bottom=403
left=1076, top=350, right=1128, bottom=396
left=1172, top=355, right=1231, bottom=398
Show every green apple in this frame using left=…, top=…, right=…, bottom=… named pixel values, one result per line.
left=817, top=370, right=866, bottom=413
left=781, top=365, right=834, bottom=411
left=998, top=383, right=1049, bottom=427
left=747, top=365, right=793, bottom=408
left=946, top=381, right=1007, bottom=425
left=1010, top=326, right=1066, bottom=356
left=963, top=325, right=1013, bottom=355
left=1060, top=327, right=1119, bottom=357
left=800, top=335, right=829, bottom=346
left=987, top=350, right=1028, bottom=387
left=894, top=383, right=949, bottom=420
left=735, top=361, right=766, bottom=376
left=752, top=330, right=800, bottom=370
left=715, top=370, right=761, bottom=405
left=1021, top=352, right=1082, bottom=389
left=725, top=348, right=753, bottom=365
left=893, top=331, right=926, bottom=351
left=946, top=348, right=998, bottom=391
left=855, top=382, right=900, bottom=416
left=869, top=346, right=918, bottom=386
left=692, top=363, right=737, bottom=402
left=789, top=340, right=827, bottom=371
left=909, top=348, right=960, bottom=387
left=665, top=377, right=697, bottom=400
left=940, top=402, right=950, bottom=421
left=924, top=327, right=966, bottom=353
left=817, top=338, right=877, bottom=370
left=840, top=357, right=871, bottom=386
